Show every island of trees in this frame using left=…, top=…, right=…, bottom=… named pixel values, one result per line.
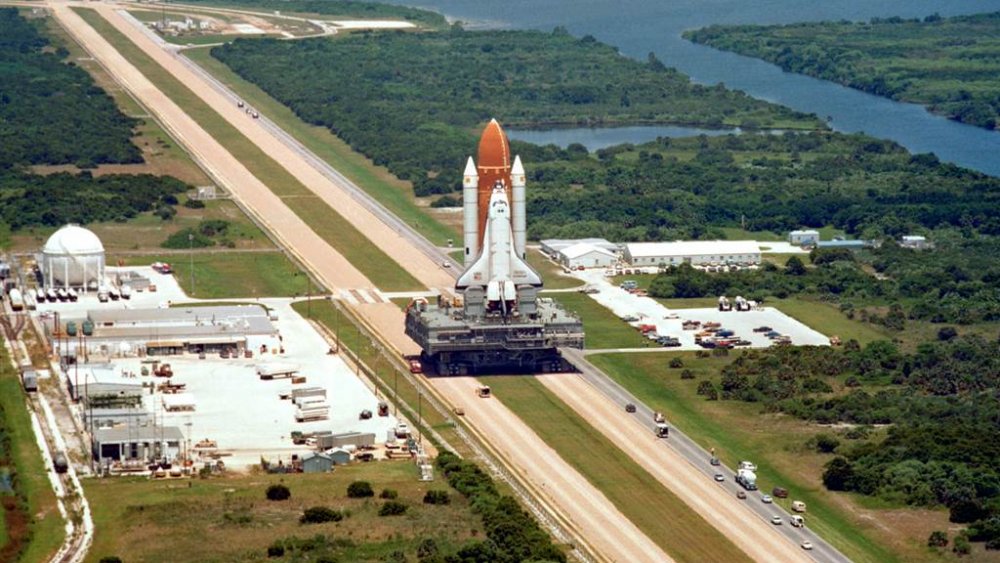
left=684, top=12, right=1000, bottom=130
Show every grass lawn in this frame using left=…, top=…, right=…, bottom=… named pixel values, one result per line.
left=120, top=251, right=306, bottom=299
left=588, top=352, right=930, bottom=563
left=480, top=375, right=749, bottom=563
left=549, top=293, right=653, bottom=349
left=84, top=462, right=477, bottom=562
left=74, top=8, right=422, bottom=292
left=0, top=359, right=65, bottom=562
left=769, top=297, right=888, bottom=346
left=184, top=47, right=459, bottom=248
left=527, top=249, right=584, bottom=290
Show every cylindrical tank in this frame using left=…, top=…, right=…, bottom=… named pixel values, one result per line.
left=42, top=225, right=105, bottom=289
left=66, top=321, right=77, bottom=337
left=82, top=320, right=94, bottom=336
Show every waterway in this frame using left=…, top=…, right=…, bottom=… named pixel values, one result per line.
left=385, top=0, right=1000, bottom=177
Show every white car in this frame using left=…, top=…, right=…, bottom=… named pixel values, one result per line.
left=713, top=473, right=725, bottom=482
left=441, top=261, right=452, bottom=268
left=761, top=495, right=773, bottom=504
left=771, top=516, right=783, bottom=525
left=801, top=541, right=814, bottom=550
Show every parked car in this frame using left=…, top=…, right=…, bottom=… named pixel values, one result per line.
left=753, top=326, right=772, bottom=333
left=772, top=486, right=789, bottom=499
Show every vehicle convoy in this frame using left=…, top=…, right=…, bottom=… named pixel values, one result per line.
left=404, top=120, right=583, bottom=375
left=736, top=460, right=758, bottom=490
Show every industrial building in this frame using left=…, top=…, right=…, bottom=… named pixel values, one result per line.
left=93, top=425, right=185, bottom=467
left=50, top=305, right=280, bottom=358
left=901, top=235, right=930, bottom=249
left=816, top=240, right=866, bottom=250
left=40, top=224, right=106, bottom=291
left=623, top=241, right=761, bottom=267
left=540, top=238, right=619, bottom=256
left=301, top=452, right=335, bottom=473
left=557, top=243, right=618, bottom=270
left=788, top=230, right=820, bottom=246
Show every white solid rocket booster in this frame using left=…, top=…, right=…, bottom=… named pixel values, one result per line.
left=462, top=156, right=479, bottom=264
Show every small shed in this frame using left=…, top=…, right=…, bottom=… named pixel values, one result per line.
left=788, top=230, right=820, bottom=246
left=327, top=448, right=352, bottom=465
left=301, top=452, right=334, bottom=473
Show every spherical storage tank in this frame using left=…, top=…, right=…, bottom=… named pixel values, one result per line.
left=42, top=224, right=105, bottom=290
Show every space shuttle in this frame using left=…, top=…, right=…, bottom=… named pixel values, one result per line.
left=456, top=120, right=542, bottom=312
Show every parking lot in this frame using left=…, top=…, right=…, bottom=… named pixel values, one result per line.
left=570, top=270, right=829, bottom=350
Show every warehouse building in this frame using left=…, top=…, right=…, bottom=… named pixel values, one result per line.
left=623, top=241, right=760, bottom=267
left=788, top=229, right=820, bottom=246
left=540, top=238, right=619, bottom=256
left=93, top=425, right=185, bottom=467
left=51, top=305, right=280, bottom=358
left=557, top=243, right=618, bottom=270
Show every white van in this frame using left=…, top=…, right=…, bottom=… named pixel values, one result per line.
left=790, top=515, right=805, bottom=528
left=792, top=500, right=807, bottom=513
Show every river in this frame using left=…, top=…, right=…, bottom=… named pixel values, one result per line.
left=384, top=0, right=1000, bottom=177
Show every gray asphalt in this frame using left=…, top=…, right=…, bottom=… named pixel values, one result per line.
left=560, top=347, right=852, bottom=563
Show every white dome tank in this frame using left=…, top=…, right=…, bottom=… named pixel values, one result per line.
left=42, top=224, right=106, bottom=290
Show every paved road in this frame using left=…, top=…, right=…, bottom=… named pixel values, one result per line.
left=560, top=347, right=852, bottom=563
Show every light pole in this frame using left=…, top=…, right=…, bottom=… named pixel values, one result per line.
left=188, top=232, right=194, bottom=297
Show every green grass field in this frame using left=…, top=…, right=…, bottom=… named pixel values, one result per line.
left=769, top=297, right=887, bottom=345
left=588, top=352, right=913, bottom=563
left=549, top=293, right=652, bottom=349
left=480, top=375, right=750, bottom=563
left=120, top=251, right=306, bottom=299
left=84, top=462, right=477, bottom=562
left=0, top=359, right=65, bottom=562
left=527, top=249, right=584, bottom=290
left=184, top=47, right=459, bottom=248
left=74, top=8, right=422, bottom=292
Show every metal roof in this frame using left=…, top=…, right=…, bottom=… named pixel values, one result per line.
left=625, top=240, right=760, bottom=258
left=95, top=425, right=184, bottom=443
left=559, top=243, right=617, bottom=260
left=87, top=305, right=269, bottom=326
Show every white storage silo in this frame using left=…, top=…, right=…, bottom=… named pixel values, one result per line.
left=42, top=224, right=105, bottom=291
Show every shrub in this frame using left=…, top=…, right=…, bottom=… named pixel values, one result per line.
left=267, top=544, right=284, bottom=557
left=680, top=369, right=695, bottom=380
left=696, top=380, right=715, bottom=396
left=937, top=327, right=958, bottom=341
left=266, top=484, right=291, bottom=501
left=953, top=535, right=971, bottom=556
left=380, top=488, right=398, bottom=500
left=347, top=481, right=374, bottom=498
left=928, top=530, right=948, bottom=548
left=417, top=537, right=439, bottom=559
left=669, top=357, right=684, bottom=368
left=100, top=558, right=123, bottom=563
left=423, top=490, right=450, bottom=505
left=814, top=433, right=840, bottom=454
left=183, top=198, right=205, bottom=209
left=300, top=506, right=344, bottom=524
left=379, top=500, right=408, bottom=516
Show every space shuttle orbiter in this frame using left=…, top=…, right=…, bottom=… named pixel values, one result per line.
left=457, top=120, right=542, bottom=300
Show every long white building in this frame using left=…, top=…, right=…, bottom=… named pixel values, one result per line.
left=623, top=240, right=760, bottom=267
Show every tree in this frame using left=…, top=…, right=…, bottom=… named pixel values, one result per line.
left=265, top=484, right=291, bottom=501
left=696, top=380, right=715, bottom=395
left=822, top=457, right=854, bottom=491
left=379, top=500, right=408, bottom=516
left=928, top=530, right=949, bottom=548
left=814, top=434, right=841, bottom=454
left=953, top=535, right=971, bottom=556
left=950, top=499, right=987, bottom=523
left=347, top=481, right=374, bottom=498
left=785, top=256, right=806, bottom=276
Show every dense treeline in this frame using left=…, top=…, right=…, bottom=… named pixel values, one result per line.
left=0, top=8, right=141, bottom=168
left=706, top=339, right=1000, bottom=548
left=0, top=171, right=187, bottom=229
left=434, top=451, right=566, bottom=562
left=180, top=0, right=447, bottom=28
left=648, top=236, right=1000, bottom=325
left=211, top=28, right=819, bottom=198
left=685, top=12, right=1000, bottom=129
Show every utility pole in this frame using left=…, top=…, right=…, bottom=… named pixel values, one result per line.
left=188, top=232, right=194, bottom=297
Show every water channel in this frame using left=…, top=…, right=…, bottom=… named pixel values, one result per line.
left=386, top=0, right=1000, bottom=176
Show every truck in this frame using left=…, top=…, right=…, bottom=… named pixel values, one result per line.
left=477, top=385, right=491, bottom=398
left=790, top=515, right=805, bottom=528
left=736, top=460, right=758, bottom=491
left=734, top=295, right=751, bottom=311
left=8, top=288, right=24, bottom=311
left=718, top=295, right=732, bottom=311
left=655, top=423, right=669, bottom=438
left=295, top=402, right=329, bottom=422
left=292, top=388, right=327, bottom=406
left=256, top=363, right=300, bottom=380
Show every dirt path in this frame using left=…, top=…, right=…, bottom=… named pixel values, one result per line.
left=91, top=3, right=455, bottom=292
left=538, top=373, right=813, bottom=563
left=431, top=376, right=673, bottom=563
